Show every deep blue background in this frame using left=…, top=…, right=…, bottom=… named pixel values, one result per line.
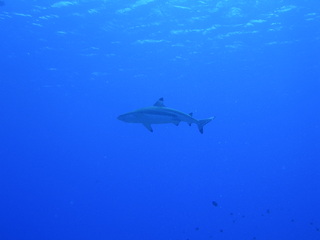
left=1, top=1, right=320, bottom=239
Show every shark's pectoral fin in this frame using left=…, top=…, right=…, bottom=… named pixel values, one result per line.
left=143, top=123, right=153, bottom=132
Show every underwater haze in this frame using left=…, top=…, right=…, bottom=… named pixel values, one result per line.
left=1, top=0, right=320, bottom=239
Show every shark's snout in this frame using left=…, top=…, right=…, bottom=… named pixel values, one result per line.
left=117, top=114, right=125, bottom=121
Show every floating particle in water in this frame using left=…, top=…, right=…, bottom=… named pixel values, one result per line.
left=212, top=201, right=218, bottom=207
left=291, top=219, right=295, bottom=223
left=195, top=227, right=199, bottom=231
left=219, top=229, right=224, bottom=233
left=316, top=227, right=319, bottom=232
left=266, top=209, right=271, bottom=214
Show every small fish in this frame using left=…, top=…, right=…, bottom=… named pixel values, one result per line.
left=212, top=201, right=218, bottom=207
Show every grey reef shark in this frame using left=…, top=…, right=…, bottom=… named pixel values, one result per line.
left=117, top=98, right=215, bottom=134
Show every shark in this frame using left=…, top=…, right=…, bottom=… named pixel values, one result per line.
left=117, top=98, right=215, bottom=133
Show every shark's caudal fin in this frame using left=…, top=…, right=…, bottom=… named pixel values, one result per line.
left=197, top=117, right=215, bottom=134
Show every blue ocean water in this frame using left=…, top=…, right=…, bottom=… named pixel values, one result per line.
left=1, top=0, right=320, bottom=239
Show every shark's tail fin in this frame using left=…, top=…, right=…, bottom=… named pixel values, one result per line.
left=197, top=117, right=215, bottom=134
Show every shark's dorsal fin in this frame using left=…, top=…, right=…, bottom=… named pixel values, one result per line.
left=189, top=112, right=193, bottom=117
left=153, top=97, right=165, bottom=107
